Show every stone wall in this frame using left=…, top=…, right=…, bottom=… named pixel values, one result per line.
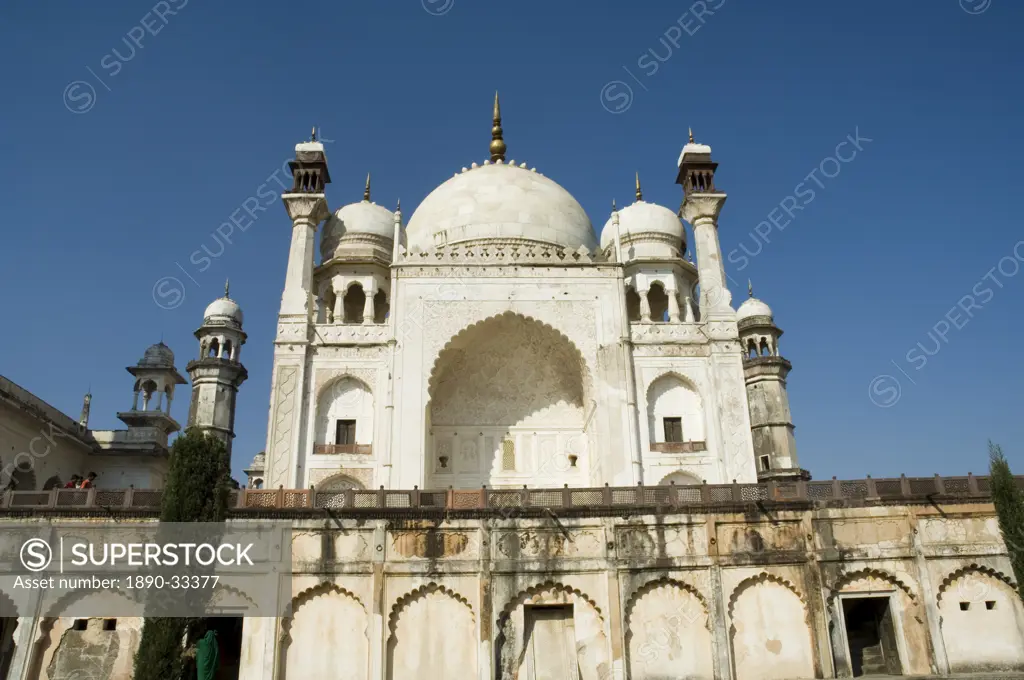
left=4, top=499, right=1021, bottom=680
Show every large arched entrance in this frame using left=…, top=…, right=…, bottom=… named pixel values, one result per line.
left=426, top=313, right=590, bottom=489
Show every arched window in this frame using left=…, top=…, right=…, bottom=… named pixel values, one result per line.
left=747, top=339, right=758, bottom=359
left=251, top=478, right=264, bottom=490
left=647, top=374, right=705, bottom=451
left=625, top=287, right=642, bottom=322
left=373, top=289, right=389, bottom=324
left=659, top=471, right=702, bottom=485
left=648, top=283, right=669, bottom=322
left=208, top=338, right=220, bottom=359
left=223, top=340, right=233, bottom=360
left=322, top=288, right=337, bottom=324
left=343, top=284, right=366, bottom=324
left=315, top=378, right=374, bottom=454
left=760, top=338, right=770, bottom=357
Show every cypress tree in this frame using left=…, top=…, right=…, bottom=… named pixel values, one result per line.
left=132, top=429, right=232, bottom=680
left=988, top=441, right=1024, bottom=602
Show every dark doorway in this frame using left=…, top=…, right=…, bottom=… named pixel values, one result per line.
left=193, top=617, right=243, bottom=680
left=842, top=597, right=902, bottom=676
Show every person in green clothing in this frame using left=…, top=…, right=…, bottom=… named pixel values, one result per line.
left=196, top=629, right=219, bottom=680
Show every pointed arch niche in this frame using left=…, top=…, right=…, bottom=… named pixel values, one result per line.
left=387, top=584, right=477, bottom=680
left=314, top=376, right=374, bottom=454
left=646, top=373, right=706, bottom=452
left=426, top=312, right=592, bottom=489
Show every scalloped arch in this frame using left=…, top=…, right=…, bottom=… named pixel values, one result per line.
left=387, top=582, right=475, bottom=635
left=829, top=568, right=916, bottom=601
left=624, top=576, right=710, bottom=626
left=936, top=563, right=1019, bottom=604
left=727, top=572, right=804, bottom=622
left=280, top=582, right=365, bottom=645
left=43, top=585, right=143, bottom=618
left=427, top=311, right=592, bottom=400
left=645, top=370, right=705, bottom=408
left=495, top=580, right=605, bottom=627
left=315, top=373, right=374, bottom=402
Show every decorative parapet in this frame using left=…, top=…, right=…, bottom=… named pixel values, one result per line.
left=401, top=242, right=604, bottom=267
left=630, top=322, right=706, bottom=344
left=3, top=474, right=1019, bottom=515
left=650, top=441, right=707, bottom=453
left=313, top=323, right=390, bottom=345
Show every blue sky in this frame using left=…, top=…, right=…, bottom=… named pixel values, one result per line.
left=1, top=0, right=1021, bottom=483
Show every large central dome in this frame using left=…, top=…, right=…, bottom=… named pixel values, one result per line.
left=405, top=162, right=597, bottom=251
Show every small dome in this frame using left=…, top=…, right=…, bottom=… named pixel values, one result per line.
left=250, top=451, right=265, bottom=468
left=204, top=296, right=243, bottom=326
left=405, top=163, right=596, bottom=251
left=737, top=296, right=773, bottom=321
left=321, top=201, right=396, bottom=260
left=600, top=200, right=684, bottom=250
left=139, top=342, right=175, bottom=368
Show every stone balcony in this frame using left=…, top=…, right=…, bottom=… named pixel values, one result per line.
left=312, top=443, right=373, bottom=455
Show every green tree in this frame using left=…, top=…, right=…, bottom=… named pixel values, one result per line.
left=988, top=441, right=1024, bottom=602
left=132, top=429, right=232, bottom=680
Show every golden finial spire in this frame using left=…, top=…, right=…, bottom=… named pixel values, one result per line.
left=688, top=127, right=694, bottom=144
left=748, top=279, right=754, bottom=298
left=490, top=91, right=506, bottom=162
left=311, top=126, right=317, bottom=142
left=612, top=198, right=617, bottom=212
left=224, top=279, right=230, bottom=298
left=363, top=173, right=371, bottom=202
left=635, top=172, right=643, bottom=202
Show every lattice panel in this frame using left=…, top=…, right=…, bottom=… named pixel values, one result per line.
left=386, top=493, right=411, bottom=508
left=95, top=491, right=126, bottom=507
left=806, top=482, right=834, bottom=500
left=246, top=491, right=277, bottom=508
left=611, top=489, right=637, bottom=504
left=56, top=491, right=89, bottom=507
left=874, top=480, right=903, bottom=497
left=315, top=492, right=347, bottom=509
left=11, top=493, right=49, bottom=507
left=527, top=491, right=562, bottom=507
left=740, top=485, right=768, bottom=501
left=489, top=491, right=524, bottom=508
left=419, top=492, right=447, bottom=507
left=840, top=481, right=868, bottom=498
left=354, top=492, right=379, bottom=508
left=674, top=487, right=702, bottom=503
left=909, top=479, right=938, bottom=495
left=708, top=487, right=733, bottom=503
left=570, top=490, right=603, bottom=506
left=130, top=491, right=162, bottom=507
left=943, top=478, right=969, bottom=493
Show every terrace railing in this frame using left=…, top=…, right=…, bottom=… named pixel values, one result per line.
left=1, top=474, right=1018, bottom=513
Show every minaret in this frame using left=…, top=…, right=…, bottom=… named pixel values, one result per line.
left=676, top=129, right=758, bottom=483
left=280, top=129, right=331, bottom=319
left=264, top=130, right=331, bottom=488
left=677, top=129, right=731, bottom=316
left=737, top=284, right=809, bottom=481
left=186, top=282, right=248, bottom=456
left=79, top=391, right=92, bottom=428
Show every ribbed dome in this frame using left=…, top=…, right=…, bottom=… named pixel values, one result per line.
left=600, top=200, right=684, bottom=250
left=204, top=297, right=243, bottom=326
left=138, top=342, right=175, bottom=368
left=321, top=200, right=397, bottom=260
left=405, top=163, right=596, bottom=251
left=737, top=297, right=773, bottom=321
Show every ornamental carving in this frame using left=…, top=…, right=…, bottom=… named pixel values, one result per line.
left=615, top=525, right=707, bottom=558
left=276, top=323, right=309, bottom=343
left=495, top=530, right=601, bottom=559
left=314, top=324, right=390, bottom=345
left=269, top=366, right=298, bottom=485
left=632, top=345, right=710, bottom=358
left=404, top=242, right=602, bottom=266
left=389, top=530, right=478, bottom=560
left=630, top=323, right=706, bottom=344
left=313, top=368, right=379, bottom=401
